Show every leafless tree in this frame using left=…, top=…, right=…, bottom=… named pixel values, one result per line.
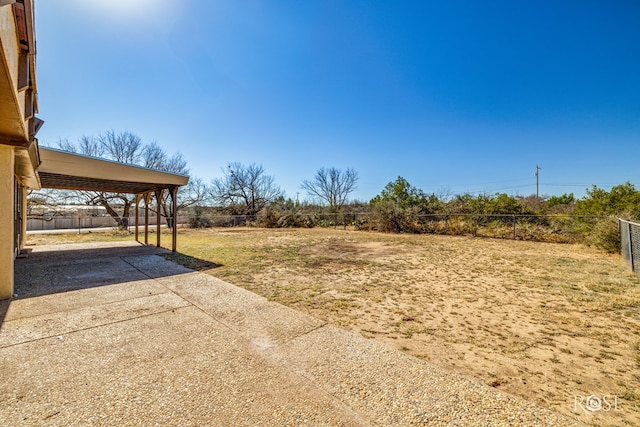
left=143, top=145, right=206, bottom=225
left=98, top=130, right=142, bottom=163
left=301, top=167, right=359, bottom=211
left=27, top=189, right=74, bottom=216
left=58, top=135, right=103, bottom=158
left=209, top=162, right=283, bottom=215
left=156, top=176, right=208, bottom=225
left=141, top=142, right=166, bottom=170
left=49, top=131, right=147, bottom=229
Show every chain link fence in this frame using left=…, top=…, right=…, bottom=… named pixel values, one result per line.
left=619, top=218, right=640, bottom=279
left=29, top=212, right=613, bottom=247
left=186, top=212, right=601, bottom=244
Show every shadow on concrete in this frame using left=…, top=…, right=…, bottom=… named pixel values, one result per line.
left=0, top=299, right=8, bottom=329
left=12, top=242, right=221, bottom=300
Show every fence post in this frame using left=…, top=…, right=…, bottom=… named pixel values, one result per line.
left=629, top=222, right=635, bottom=272
left=512, top=215, right=516, bottom=240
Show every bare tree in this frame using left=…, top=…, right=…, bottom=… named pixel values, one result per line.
left=55, top=131, right=145, bottom=229
left=58, top=135, right=103, bottom=157
left=27, top=189, right=74, bottom=217
left=143, top=144, right=207, bottom=225
left=155, top=177, right=208, bottom=226
left=141, top=142, right=167, bottom=170
left=209, top=162, right=283, bottom=215
left=77, top=190, right=136, bottom=229
left=301, top=167, right=359, bottom=211
left=98, top=130, right=142, bottom=163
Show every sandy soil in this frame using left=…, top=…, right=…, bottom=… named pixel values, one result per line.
left=198, top=228, right=640, bottom=426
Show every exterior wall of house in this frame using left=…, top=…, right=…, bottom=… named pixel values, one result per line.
left=0, top=6, right=19, bottom=87
left=0, top=145, right=15, bottom=299
left=0, top=1, right=38, bottom=299
left=0, top=5, right=27, bottom=140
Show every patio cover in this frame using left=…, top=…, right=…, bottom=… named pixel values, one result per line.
left=37, top=147, right=188, bottom=193
left=36, top=147, right=189, bottom=251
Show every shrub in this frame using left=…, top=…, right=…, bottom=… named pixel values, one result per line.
left=352, top=216, right=369, bottom=230
left=586, top=216, right=620, bottom=254
left=257, top=208, right=318, bottom=228
left=257, top=208, right=278, bottom=228
left=188, top=206, right=212, bottom=228
left=277, top=212, right=315, bottom=228
left=368, top=201, right=422, bottom=233
left=446, top=216, right=478, bottom=236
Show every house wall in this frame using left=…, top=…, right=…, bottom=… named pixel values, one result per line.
left=0, top=1, right=38, bottom=299
left=0, top=4, right=27, bottom=138
left=0, top=6, right=19, bottom=87
left=0, top=145, right=15, bottom=299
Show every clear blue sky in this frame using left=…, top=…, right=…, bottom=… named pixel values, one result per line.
left=35, top=0, right=640, bottom=202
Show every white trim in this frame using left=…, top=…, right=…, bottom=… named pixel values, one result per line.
left=38, top=147, right=189, bottom=188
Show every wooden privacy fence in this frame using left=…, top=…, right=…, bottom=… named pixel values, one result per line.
left=27, top=215, right=187, bottom=231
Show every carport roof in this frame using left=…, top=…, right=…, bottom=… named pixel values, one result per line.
left=37, top=147, right=189, bottom=193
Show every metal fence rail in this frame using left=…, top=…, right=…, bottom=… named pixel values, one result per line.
left=190, top=212, right=601, bottom=243
left=619, top=218, right=640, bottom=279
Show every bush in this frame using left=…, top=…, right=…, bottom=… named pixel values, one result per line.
left=257, top=208, right=317, bottom=228
left=446, top=216, right=478, bottom=236
left=257, top=207, right=280, bottom=228
left=586, top=216, right=620, bottom=254
left=188, top=206, right=212, bottom=228
left=279, top=212, right=315, bottom=228
left=352, top=215, right=369, bottom=230
left=369, top=201, right=422, bottom=233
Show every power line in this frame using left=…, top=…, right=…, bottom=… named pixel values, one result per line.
left=541, top=183, right=620, bottom=187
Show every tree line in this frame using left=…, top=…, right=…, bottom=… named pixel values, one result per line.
left=29, top=131, right=359, bottom=224
left=30, top=131, right=639, bottom=253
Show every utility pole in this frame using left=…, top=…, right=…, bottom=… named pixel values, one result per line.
left=535, top=165, right=541, bottom=199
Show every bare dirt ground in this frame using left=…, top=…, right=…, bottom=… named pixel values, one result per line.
left=28, top=228, right=640, bottom=425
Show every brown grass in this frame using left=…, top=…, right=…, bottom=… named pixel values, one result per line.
left=28, top=227, right=640, bottom=425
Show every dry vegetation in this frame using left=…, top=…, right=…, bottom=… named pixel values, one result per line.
left=28, top=227, right=640, bottom=426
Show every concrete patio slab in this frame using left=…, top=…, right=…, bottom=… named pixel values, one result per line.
left=4, top=280, right=171, bottom=321
left=0, top=241, right=582, bottom=426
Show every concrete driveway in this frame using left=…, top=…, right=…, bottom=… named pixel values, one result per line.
left=1, top=241, right=580, bottom=426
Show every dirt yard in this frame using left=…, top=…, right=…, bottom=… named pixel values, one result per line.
left=28, top=227, right=640, bottom=425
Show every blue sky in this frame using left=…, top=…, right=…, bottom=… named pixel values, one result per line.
left=35, top=0, right=640, bottom=202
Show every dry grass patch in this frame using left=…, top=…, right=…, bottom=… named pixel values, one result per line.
left=28, top=227, right=640, bottom=425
